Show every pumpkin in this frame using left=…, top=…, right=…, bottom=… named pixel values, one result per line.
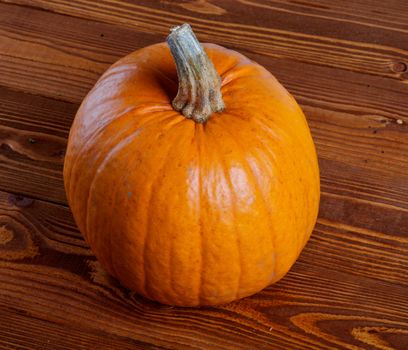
left=64, top=24, right=320, bottom=306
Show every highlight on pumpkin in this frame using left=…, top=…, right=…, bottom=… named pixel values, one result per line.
left=63, top=23, right=320, bottom=306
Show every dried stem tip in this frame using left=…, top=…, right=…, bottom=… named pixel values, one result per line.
left=167, top=24, right=225, bottom=123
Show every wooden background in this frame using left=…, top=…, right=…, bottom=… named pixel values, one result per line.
left=1, top=0, right=407, bottom=349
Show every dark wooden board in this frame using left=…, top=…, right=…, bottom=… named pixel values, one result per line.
left=1, top=190, right=407, bottom=349
left=0, top=1, right=407, bottom=349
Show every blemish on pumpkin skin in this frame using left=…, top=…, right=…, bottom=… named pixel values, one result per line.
left=127, top=191, right=132, bottom=198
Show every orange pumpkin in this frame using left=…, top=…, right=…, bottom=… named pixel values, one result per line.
left=64, top=24, right=320, bottom=306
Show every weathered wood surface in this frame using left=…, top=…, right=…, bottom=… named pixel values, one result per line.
left=0, top=1, right=407, bottom=349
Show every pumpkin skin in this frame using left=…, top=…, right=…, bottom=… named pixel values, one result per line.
left=64, top=42, right=320, bottom=306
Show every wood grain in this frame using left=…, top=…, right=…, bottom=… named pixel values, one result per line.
left=0, top=86, right=71, bottom=204
left=0, top=307, right=161, bottom=350
left=0, top=190, right=407, bottom=349
left=1, top=1, right=407, bottom=105
left=1, top=2, right=408, bottom=209
left=0, top=0, right=408, bottom=349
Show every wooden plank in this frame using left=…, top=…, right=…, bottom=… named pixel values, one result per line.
left=1, top=1, right=407, bottom=120
left=1, top=2, right=408, bottom=209
left=0, top=86, right=72, bottom=204
left=1, top=2, right=408, bottom=104
left=8, top=91, right=407, bottom=210
left=5, top=0, right=408, bottom=52
left=2, top=89, right=408, bottom=214
left=1, top=2, right=406, bottom=121
left=0, top=307, right=164, bottom=350
left=0, top=2, right=156, bottom=102
left=0, top=189, right=407, bottom=349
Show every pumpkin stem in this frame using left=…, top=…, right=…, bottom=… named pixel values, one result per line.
left=167, top=24, right=225, bottom=123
